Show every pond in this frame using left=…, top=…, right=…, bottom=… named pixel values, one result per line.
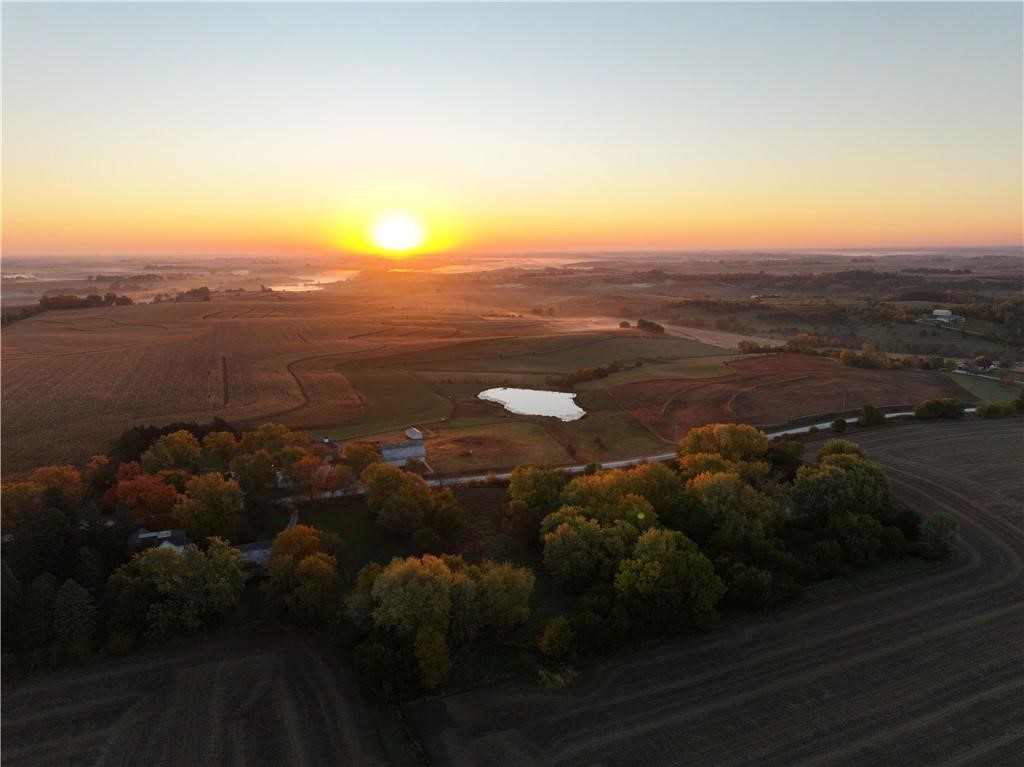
left=478, top=387, right=586, bottom=421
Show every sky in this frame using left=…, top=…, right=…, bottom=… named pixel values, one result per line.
left=3, top=2, right=1022, bottom=258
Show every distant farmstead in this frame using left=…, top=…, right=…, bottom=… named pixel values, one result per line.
left=380, top=427, right=427, bottom=467
left=932, top=308, right=965, bottom=324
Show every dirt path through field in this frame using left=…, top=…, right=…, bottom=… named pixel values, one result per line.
left=406, top=419, right=1024, bottom=766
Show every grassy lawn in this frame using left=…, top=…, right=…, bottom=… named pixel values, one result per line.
left=300, top=498, right=425, bottom=574
left=426, top=420, right=574, bottom=473
left=944, top=372, right=1021, bottom=403
left=542, top=389, right=667, bottom=461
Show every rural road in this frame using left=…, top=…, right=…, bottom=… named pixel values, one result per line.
left=291, top=410, right=941, bottom=505
left=406, top=418, right=1024, bottom=766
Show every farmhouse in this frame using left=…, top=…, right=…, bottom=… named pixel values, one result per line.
left=128, top=528, right=190, bottom=552
left=380, top=427, right=427, bottom=467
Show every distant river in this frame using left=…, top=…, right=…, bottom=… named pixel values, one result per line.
left=478, top=387, right=585, bottom=421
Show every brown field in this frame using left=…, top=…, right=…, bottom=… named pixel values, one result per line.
left=406, top=418, right=1024, bottom=766
left=611, top=354, right=977, bottom=440
left=0, top=632, right=386, bottom=767
left=0, top=289, right=552, bottom=475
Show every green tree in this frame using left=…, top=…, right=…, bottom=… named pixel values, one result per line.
left=229, top=450, right=275, bottom=494
left=17, top=573, right=58, bottom=664
left=542, top=516, right=611, bottom=593
left=202, top=431, right=239, bottom=467
left=174, top=473, right=243, bottom=541
left=857, top=405, right=886, bottom=427
left=370, top=555, right=452, bottom=637
left=614, top=528, right=724, bottom=633
left=362, top=464, right=433, bottom=536
left=918, top=513, right=960, bottom=559
left=414, top=625, right=451, bottom=690
left=474, top=560, right=534, bottom=631
left=504, top=465, right=566, bottom=543
left=538, top=616, right=576, bottom=660
left=51, top=579, right=96, bottom=663
left=914, top=398, right=965, bottom=420
left=1, top=560, right=24, bottom=657
left=685, top=471, right=778, bottom=556
left=341, top=441, right=382, bottom=475
left=345, top=562, right=384, bottom=632
left=140, top=430, right=201, bottom=473
left=817, top=439, right=865, bottom=460
left=106, top=538, right=245, bottom=644
left=425, top=487, right=464, bottom=539
left=238, top=422, right=305, bottom=455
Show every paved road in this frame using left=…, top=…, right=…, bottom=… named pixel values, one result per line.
left=291, top=410, right=938, bottom=499
left=405, top=418, right=1024, bottom=766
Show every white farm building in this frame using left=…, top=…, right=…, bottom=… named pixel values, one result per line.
left=380, top=427, right=427, bottom=467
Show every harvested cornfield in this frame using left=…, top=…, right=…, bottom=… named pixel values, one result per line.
left=611, top=354, right=977, bottom=440
left=0, top=633, right=386, bottom=767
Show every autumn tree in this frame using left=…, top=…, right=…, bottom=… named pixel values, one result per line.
left=0, top=482, right=43, bottom=529
left=238, top=422, right=309, bottom=455
left=474, top=560, right=535, bottom=631
left=679, top=423, right=769, bottom=463
left=202, top=431, right=239, bottom=467
left=341, top=441, right=381, bottom=475
left=173, top=473, right=243, bottom=541
left=114, top=473, right=180, bottom=528
left=140, top=430, right=201, bottom=473
left=285, top=552, right=341, bottom=625
left=28, top=465, right=84, bottom=509
left=538, top=616, right=576, bottom=660
left=614, top=528, right=724, bottom=633
left=286, top=455, right=332, bottom=502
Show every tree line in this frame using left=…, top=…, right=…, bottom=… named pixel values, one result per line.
left=2, top=419, right=964, bottom=698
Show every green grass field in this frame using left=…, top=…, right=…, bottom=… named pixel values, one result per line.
left=943, top=372, right=1021, bottom=403
left=311, top=367, right=452, bottom=441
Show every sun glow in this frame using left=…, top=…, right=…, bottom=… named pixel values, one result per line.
left=369, top=211, right=427, bottom=253
left=328, top=182, right=462, bottom=259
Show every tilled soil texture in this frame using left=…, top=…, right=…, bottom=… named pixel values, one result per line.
left=1, top=632, right=387, bottom=767
left=406, top=419, right=1024, bottom=767
left=611, top=354, right=977, bottom=440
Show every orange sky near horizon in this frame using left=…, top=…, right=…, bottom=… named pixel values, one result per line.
left=3, top=3, right=1021, bottom=259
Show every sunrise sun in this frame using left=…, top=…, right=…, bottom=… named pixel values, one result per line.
left=369, top=211, right=427, bottom=253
